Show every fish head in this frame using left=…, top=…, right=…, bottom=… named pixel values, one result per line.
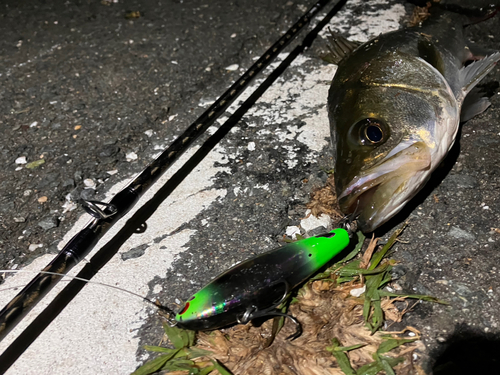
left=329, top=51, right=460, bottom=232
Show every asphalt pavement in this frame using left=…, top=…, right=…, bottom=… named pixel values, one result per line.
left=0, top=0, right=499, bottom=374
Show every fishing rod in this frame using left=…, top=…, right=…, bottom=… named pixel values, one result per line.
left=0, top=1, right=350, bottom=370
left=0, top=0, right=344, bottom=343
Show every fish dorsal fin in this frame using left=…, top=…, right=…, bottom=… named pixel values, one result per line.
left=324, top=30, right=361, bottom=64
left=460, top=52, right=500, bottom=95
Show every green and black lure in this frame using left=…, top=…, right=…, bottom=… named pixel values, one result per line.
left=175, top=228, right=350, bottom=338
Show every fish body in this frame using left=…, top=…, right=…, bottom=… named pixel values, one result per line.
left=328, top=8, right=500, bottom=232
left=175, top=228, right=349, bottom=331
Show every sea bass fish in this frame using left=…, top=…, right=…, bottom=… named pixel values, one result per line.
left=328, top=6, right=500, bottom=233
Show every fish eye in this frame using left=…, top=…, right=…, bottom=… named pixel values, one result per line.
left=364, top=124, right=383, bottom=143
left=355, top=118, right=388, bottom=146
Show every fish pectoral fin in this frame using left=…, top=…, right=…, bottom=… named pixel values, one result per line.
left=461, top=87, right=492, bottom=122
left=460, top=52, right=500, bottom=95
left=323, top=29, right=361, bottom=65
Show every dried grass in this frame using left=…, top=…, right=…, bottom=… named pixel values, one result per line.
left=194, top=278, right=424, bottom=375
left=407, top=1, right=434, bottom=27
left=306, top=175, right=343, bottom=220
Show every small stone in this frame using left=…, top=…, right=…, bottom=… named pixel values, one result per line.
left=14, top=217, right=26, bottom=223
left=30, top=121, right=38, bottom=127
left=247, top=142, right=256, bottom=151
left=392, top=283, right=403, bottom=291
left=62, top=199, right=77, bottom=213
left=144, top=129, right=153, bottom=137
left=350, top=285, right=366, bottom=297
left=23, top=190, right=32, bottom=196
left=225, top=64, right=239, bottom=71
left=74, top=125, right=82, bottom=130
left=83, top=178, right=96, bottom=189
left=300, top=209, right=332, bottom=232
left=15, top=156, right=27, bottom=164
left=106, top=170, right=118, bottom=175
left=25, top=159, right=45, bottom=169
left=38, top=196, right=48, bottom=203
left=38, top=216, right=59, bottom=230
left=285, top=226, right=301, bottom=240
left=28, top=244, right=43, bottom=251
left=126, top=152, right=138, bottom=161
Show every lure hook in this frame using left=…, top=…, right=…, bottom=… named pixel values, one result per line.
left=260, top=311, right=303, bottom=341
left=234, top=280, right=301, bottom=340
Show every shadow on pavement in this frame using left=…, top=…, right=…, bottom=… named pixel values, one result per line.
left=431, top=323, right=500, bottom=374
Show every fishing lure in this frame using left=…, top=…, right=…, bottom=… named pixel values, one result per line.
left=175, top=228, right=350, bottom=338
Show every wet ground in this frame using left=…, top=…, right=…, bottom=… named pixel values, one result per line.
left=0, top=0, right=499, bottom=374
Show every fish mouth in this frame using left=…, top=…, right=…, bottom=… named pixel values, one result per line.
left=338, top=141, right=432, bottom=232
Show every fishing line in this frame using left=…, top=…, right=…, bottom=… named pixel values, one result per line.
left=0, top=270, right=164, bottom=312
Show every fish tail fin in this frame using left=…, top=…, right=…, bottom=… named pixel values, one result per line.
left=460, top=52, right=500, bottom=96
